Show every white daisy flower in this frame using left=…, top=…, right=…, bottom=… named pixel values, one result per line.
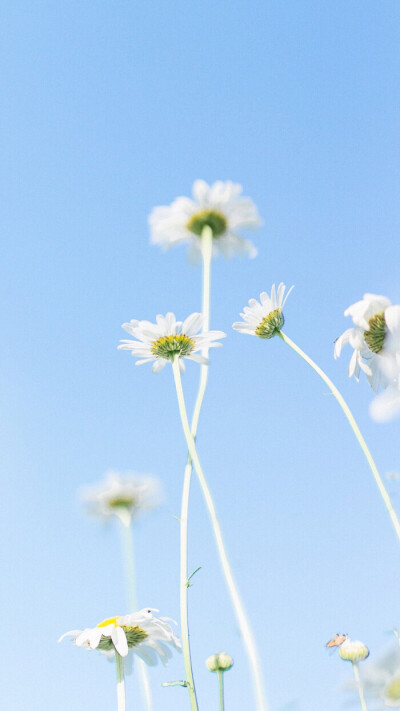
left=118, top=312, right=226, bottom=373
left=59, top=608, right=181, bottom=667
left=334, top=295, right=400, bottom=392
left=81, top=471, right=162, bottom=526
left=232, top=283, right=294, bottom=338
left=149, top=179, right=262, bottom=260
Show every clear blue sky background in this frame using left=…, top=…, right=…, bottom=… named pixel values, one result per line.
left=1, top=2, right=400, bottom=710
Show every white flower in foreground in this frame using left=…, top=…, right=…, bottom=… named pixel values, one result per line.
left=149, top=179, right=262, bottom=260
left=334, top=294, right=400, bottom=392
left=59, top=608, right=180, bottom=666
left=119, top=312, right=226, bottom=373
left=232, top=283, right=294, bottom=339
left=81, top=471, right=162, bottom=526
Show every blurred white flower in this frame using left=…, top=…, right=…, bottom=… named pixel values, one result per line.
left=59, top=608, right=180, bottom=667
left=232, top=283, right=294, bottom=338
left=370, top=382, right=400, bottom=423
left=354, top=643, right=400, bottom=708
left=119, top=312, right=225, bottom=373
left=334, top=294, right=400, bottom=393
left=81, top=471, right=161, bottom=526
left=149, top=179, right=262, bottom=260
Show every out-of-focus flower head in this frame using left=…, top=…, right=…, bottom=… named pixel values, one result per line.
left=81, top=471, right=162, bottom=526
left=149, top=180, right=262, bottom=261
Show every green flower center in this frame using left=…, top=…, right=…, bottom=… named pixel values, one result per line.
left=107, top=497, right=136, bottom=509
left=151, top=334, right=195, bottom=360
left=364, top=312, right=386, bottom=353
left=97, top=625, right=148, bottom=651
left=186, top=210, right=227, bottom=238
left=385, top=677, right=400, bottom=702
left=255, top=309, right=284, bottom=339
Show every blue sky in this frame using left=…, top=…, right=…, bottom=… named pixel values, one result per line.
left=1, top=2, right=400, bottom=710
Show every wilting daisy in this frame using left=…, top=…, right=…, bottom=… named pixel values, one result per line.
left=119, top=312, right=226, bottom=373
left=149, top=179, right=262, bottom=260
left=81, top=471, right=161, bottom=526
left=232, top=283, right=294, bottom=338
left=334, top=294, right=400, bottom=392
left=59, top=608, right=180, bottom=665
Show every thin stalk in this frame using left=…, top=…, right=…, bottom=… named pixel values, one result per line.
left=172, top=357, right=268, bottom=711
left=177, top=226, right=212, bottom=709
left=278, top=331, right=400, bottom=545
left=115, top=652, right=126, bottom=711
left=119, top=518, right=153, bottom=711
left=352, top=663, right=368, bottom=711
left=217, top=671, right=225, bottom=711
left=179, top=412, right=199, bottom=711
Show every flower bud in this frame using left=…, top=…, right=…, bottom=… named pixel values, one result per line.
left=338, top=639, right=369, bottom=663
left=206, top=652, right=234, bottom=672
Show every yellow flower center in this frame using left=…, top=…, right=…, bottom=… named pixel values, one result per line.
left=364, top=311, right=386, bottom=353
left=97, top=616, right=119, bottom=628
left=186, top=209, right=227, bottom=237
left=107, top=496, right=136, bottom=509
left=255, top=309, right=284, bottom=339
left=151, top=334, right=195, bottom=360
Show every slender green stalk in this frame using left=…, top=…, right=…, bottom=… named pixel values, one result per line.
left=172, top=357, right=268, bottom=711
left=278, top=331, right=400, bottom=545
left=352, top=663, right=368, bottom=711
left=115, top=652, right=126, bottom=711
left=119, top=518, right=153, bottom=711
left=178, top=407, right=199, bottom=711
left=217, top=671, right=225, bottom=711
left=177, top=227, right=213, bottom=709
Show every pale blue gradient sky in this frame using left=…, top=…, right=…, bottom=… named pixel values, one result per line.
left=1, top=2, right=400, bottom=710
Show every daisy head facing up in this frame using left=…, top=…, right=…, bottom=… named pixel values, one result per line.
left=149, top=180, right=262, bottom=261
left=81, top=471, right=162, bottom=526
left=334, top=293, right=400, bottom=393
left=232, top=283, right=294, bottom=340
left=119, top=312, right=226, bottom=374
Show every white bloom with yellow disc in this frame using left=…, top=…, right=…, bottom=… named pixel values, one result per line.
left=59, top=608, right=180, bottom=664
left=149, top=179, right=262, bottom=260
left=232, top=283, right=294, bottom=338
left=119, top=312, right=225, bottom=373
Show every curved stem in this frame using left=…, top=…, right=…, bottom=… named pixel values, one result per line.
left=278, top=331, right=400, bottom=545
left=177, top=227, right=212, bottom=709
left=119, top=519, right=153, bottom=711
left=115, top=653, right=126, bottom=711
left=172, top=358, right=268, bottom=711
left=352, top=663, right=368, bottom=711
left=217, top=671, right=225, bottom=711
left=179, top=440, right=199, bottom=711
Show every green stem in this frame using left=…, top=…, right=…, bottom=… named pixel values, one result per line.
left=278, top=331, right=400, bottom=545
left=178, top=408, right=199, bottom=711
left=217, top=671, right=225, bottom=711
left=177, top=227, right=212, bottom=709
left=172, top=357, right=268, bottom=711
left=352, top=662, right=368, bottom=711
left=119, top=519, right=153, bottom=711
left=115, top=652, right=126, bottom=711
